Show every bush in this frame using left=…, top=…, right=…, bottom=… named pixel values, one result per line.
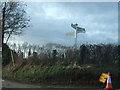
left=7, top=64, right=98, bottom=84
left=2, top=43, right=11, bottom=66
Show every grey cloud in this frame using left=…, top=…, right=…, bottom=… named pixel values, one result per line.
left=11, top=2, right=118, bottom=46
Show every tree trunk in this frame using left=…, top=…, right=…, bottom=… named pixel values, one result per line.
left=6, top=31, right=12, bottom=44
left=2, top=2, right=6, bottom=44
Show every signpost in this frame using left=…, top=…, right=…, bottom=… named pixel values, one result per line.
left=66, top=23, right=86, bottom=49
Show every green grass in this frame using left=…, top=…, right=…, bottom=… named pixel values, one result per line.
left=2, top=64, right=119, bottom=88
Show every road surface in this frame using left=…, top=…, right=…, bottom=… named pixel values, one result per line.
left=1, top=79, right=104, bottom=90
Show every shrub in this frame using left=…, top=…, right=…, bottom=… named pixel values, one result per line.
left=2, top=43, right=11, bottom=66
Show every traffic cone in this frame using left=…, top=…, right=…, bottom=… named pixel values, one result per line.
left=104, top=72, right=114, bottom=90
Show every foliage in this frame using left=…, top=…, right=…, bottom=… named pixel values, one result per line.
left=2, top=43, right=119, bottom=88
left=8, top=43, right=119, bottom=66
left=2, top=63, right=119, bottom=88
left=2, top=43, right=11, bottom=66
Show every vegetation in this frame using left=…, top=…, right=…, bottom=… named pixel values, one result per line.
left=6, top=42, right=119, bottom=66
left=1, top=2, right=30, bottom=44
left=2, top=63, right=119, bottom=88
left=2, top=43, right=11, bottom=66
left=2, top=43, right=120, bottom=88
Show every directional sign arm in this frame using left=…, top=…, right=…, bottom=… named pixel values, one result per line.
left=77, top=27, right=86, bottom=33
left=71, top=23, right=78, bottom=30
left=66, top=32, right=74, bottom=36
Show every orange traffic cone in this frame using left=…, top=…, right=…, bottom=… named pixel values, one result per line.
left=104, top=72, right=114, bottom=90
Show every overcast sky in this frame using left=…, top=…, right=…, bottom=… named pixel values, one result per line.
left=10, top=2, right=118, bottom=46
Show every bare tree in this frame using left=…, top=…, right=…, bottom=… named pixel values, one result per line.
left=1, top=2, right=30, bottom=44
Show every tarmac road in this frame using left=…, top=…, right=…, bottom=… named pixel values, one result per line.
left=1, top=79, right=103, bottom=90
left=2, top=79, right=42, bottom=88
